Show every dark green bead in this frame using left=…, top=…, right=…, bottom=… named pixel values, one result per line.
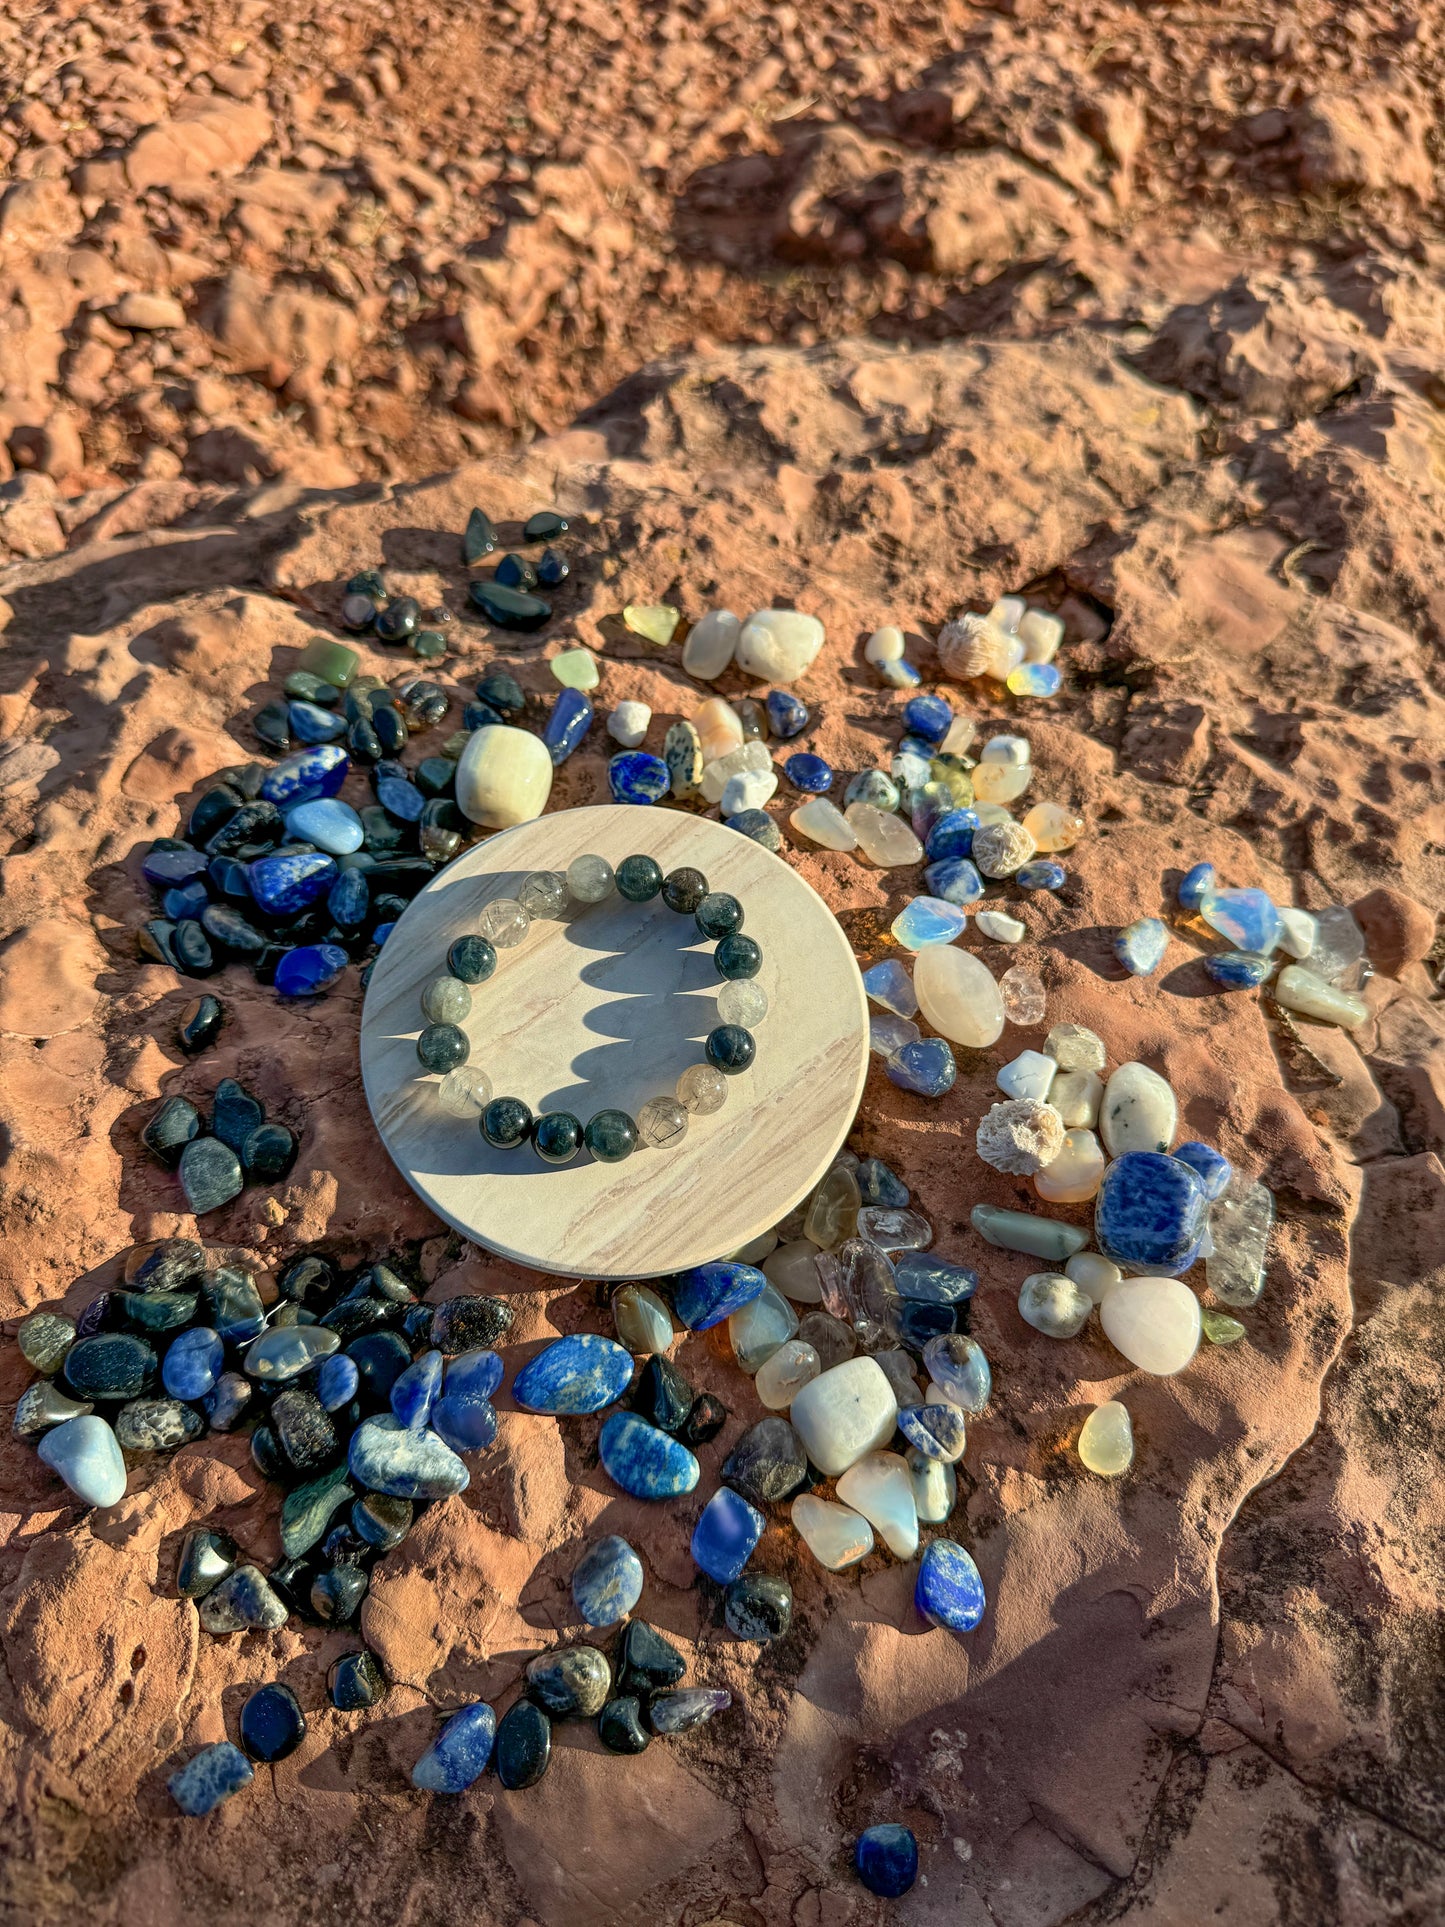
left=661, top=866, right=708, bottom=914
left=705, top=1024, right=755, bottom=1075
left=584, top=1109, right=638, bottom=1163
left=475, top=669, right=525, bottom=716
left=411, top=629, right=448, bottom=661
left=469, top=581, right=551, bottom=631
left=482, top=1097, right=533, bottom=1149
left=615, top=855, right=664, bottom=902
left=375, top=596, right=420, bottom=643
left=448, top=935, right=496, bottom=983
left=715, top=933, right=762, bottom=980
left=695, top=892, right=744, bottom=940
left=494, top=552, right=538, bottom=591
left=347, top=570, right=386, bottom=599
left=417, top=1024, right=469, bottom=1072
left=523, top=510, right=569, bottom=542
left=532, top=1111, right=584, bottom=1165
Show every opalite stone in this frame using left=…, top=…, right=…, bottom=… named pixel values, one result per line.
left=887, top=1037, right=957, bottom=1097
left=348, top=1417, right=469, bottom=1498
left=843, top=803, right=921, bottom=868
left=1100, top=1276, right=1201, bottom=1374
left=1274, top=964, right=1367, bottom=1027
left=1034, top=1128, right=1106, bottom=1203
left=873, top=1014, right=919, bottom=1058
left=1115, top=917, right=1169, bottom=976
left=682, top=609, right=741, bottom=679
left=690, top=1486, right=765, bottom=1583
left=1018, top=1271, right=1093, bottom=1338
left=1078, top=1400, right=1134, bottom=1474
left=1096, top=1151, right=1208, bottom=1274
left=37, top=1415, right=126, bottom=1507
left=1206, top=949, right=1272, bottom=988
left=914, top=942, right=1005, bottom=1046
left=412, top=1701, right=496, bottom=1793
left=862, top=959, right=918, bottom=1018
left=791, top=797, right=858, bottom=851
left=1276, top=905, right=1317, bottom=958
left=607, top=700, right=651, bottom=747
left=835, top=1450, right=918, bottom=1558
left=1305, top=905, right=1368, bottom=986
left=728, top=1283, right=798, bottom=1373
left=170, top=1742, right=253, bottom=1817
left=1203, top=1308, right=1246, bottom=1344
left=571, top=1535, right=644, bottom=1626
left=1100, top=1061, right=1178, bottom=1156
left=1007, top=661, right=1061, bottom=697
left=1206, top=1177, right=1273, bottom=1307
left=915, top=1538, right=986, bottom=1633
left=792, top=1493, right=874, bottom=1569
left=674, top=1260, right=766, bottom=1331
left=855, top=1824, right=919, bottom=1899
left=736, top=608, right=824, bottom=683
left=997, top=1050, right=1057, bottom=1101
left=763, top=1241, right=825, bottom=1305
left=699, top=739, right=770, bottom=802
left=598, top=1412, right=700, bottom=1499
left=1200, top=886, right=1281, bottom=954
left=455, top=725, right=553, bottom=827
left=920, top=1333, right=990, bottom=1412
left=789, top=1356, right=898, bottom=1476
left=897, top=1401, right=966, bottom=1463
left=755, top=1338, right=821, bottom=1409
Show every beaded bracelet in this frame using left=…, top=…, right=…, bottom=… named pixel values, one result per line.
left=413, top=853, right=767, bottom=1165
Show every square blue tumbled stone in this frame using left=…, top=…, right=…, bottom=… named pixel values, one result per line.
left=1095, top=1151, right=1208, bottom=1276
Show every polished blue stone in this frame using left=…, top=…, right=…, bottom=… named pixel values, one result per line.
left=673, top=1261, right=767, bottom=1332
left=169, top=1741, right=254, bottom=1816
left=163, top=1326, right=223, bottom=1400
left=923, top=857, right=983, bottom=907
left=412, top=1701, right=496, bottom=1792
left=862, top=959, right=917, bottom=1017
left=1115, top=917, right=1169, bottom=976
left=892, top=897, right=967, bottom=947
left=855, top=1824, right=919, bottom=1898
left=203, top=1372, right=251, bottom=1431
left=328, top=867, right=369, bottom=926
left=893, top=1299, right=955, bottom=1351
left=1200, top=886, right=1282, bottom=955
left=1205, top=949, right=1272, bottom=988
left=608, top=751, right=670, bottom=805
left=1173, top=1140, right=1232, bottom=1201
left=571, top=1533, right=644, bottom=1626
left=274, top=942, right=348, bottom=997
left=37, top=1416, right=126, bottom=1507
left=901, top=692, right=952, bottom=744
left=766, top=690, right=808, bottom=738
left=1095, top=1151, right=1208, bottom=1276
left=376, top=776, right=425, bottom=822
left=895, top=1253, right=978, bottom=1305
left=922, top=1334, right=992, bottom=1412
left=250, top=851, right=338, bottom=915
left=1017, top=860, right=1067, bottom=891
left=430, top=1393, right=498, bottom=1455
left=513, top=1334, right=634, bottom=1414
left=143, top=844, right=210, bottom=887
left=898, top=1402, right=966, bottom=1460
left=910, top=784, right=955, bottom=844
left=239, top=1683, right=306, bottom=1762
left=887, top=1038, right=956, bottom=1097
left=348, top=1417, right=470, bottom=1498
left=924, top=808, right=980, bottom=862
left=317, top=1351, right=360, bottom=1412
left=288, top=700, right=347, bottom=744
left=391, top=1348, right=443, bottom=1428
left=163, top=880, right=210, bottom=921
left=372, top=921, right=397, bottom=947
left=598, top=1413, right=699, bottom=1499
left=783, top=751, right=833, bottom=793
left=209, top=855, right=253, bottom=901
left=857, top=1156, right=909, bottom=1209
left=690, top=1486, right=764, bottom=1584
left=1010, top=662, right=1061, bottom=697
left=260, top=744, right=348, bottom=808
left=915, top=1538, right=986, bottom=1633
left=445, top=1349, right=504, bottom=1401
left=544, top=687, right=593, bottom=764
left=286, top=798, right=364, bottom=855
left=1179, top=861, right=1215, bottom=912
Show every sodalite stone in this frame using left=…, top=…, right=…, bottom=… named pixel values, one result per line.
left=249, top=851, right=337, bottom=915
left=891, top=897, right=968, bottom=949
left=897, top=1402, right=967, bottom=1462
left=862, top=959, right=918, bottom=1018
left=169, top=1741, right=254, bottom=1817
left=431, top=1392, right=498, bottom=1455
left=1179, top=860, right=1215, bottom=911
left=543, top=687, right=593, bottom=764
left=1115, top=917, right=1169, bottom=976
left=766, top=690, right=808, bottom=737
left=376, top=775, right=424, bottom=821
left=163, top=1326, right=223, bottom=1400
left=924, top=808, right=980, bottom=862
left=260, top=745, right=348, bottom=808
left=1200, top=886, right=1282, bottom=954
left=571, top=1534, right=644, bottom=1626
left=784, top=752, right=833, bottom=793
left=1174, top=1140, right=1232, bottom=1200
left=348, top=1417, right=470, bottom=1498
left=923, top=857, right=984, bottom=906
left=1017, top=860, right=1067, bottom=890
left=1205, top=949, right=1272, bottom=988
left=412, top=1702, right=496, bottom=1792
left=690, top=1486, right=764, bottom=1583
left=513, top=1334, right=634, bottom=1414
left=674, top=1262, right=767, bottom=1332
left=391, top=1349, right=443, bottom=1428
left=887, top=1038, right=956, bottom=1097
left=855, top=1824, right=918, bottom=1899
left=446, top=1349, right=504, bottom=1401
left=37, top=1415, right=126, bottom=1507
left=915, top=1538, right=987, bottom=1632
left=901, top=692, right=952, bottom=744
left=274, top=942, right=348, bottom=996
left=143, top=844, right=211, bottom=887
left=1096, top=1151, right=1208, bottom=1275
left=598, top=1412, right=700, bottom=1499
left=288, top=700, right=346, bottom=743
left=286, top=798, right=364, bottom=854
left=894, top=1252, right=978, bottom=1305
left=608, top=751, right=670, bottom=804
left=317, top=1351, right=359, bottom=1411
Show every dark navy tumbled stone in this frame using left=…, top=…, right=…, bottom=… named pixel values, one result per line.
left=250, top=851, right=338, bottom=916
left=143, top=1095, right=201, bottom=1167
left=430, top=1294, right=513, bottom=1353
left=430, top=1392, right=498, bottom=1455
left=543, top=687, right=593, bottom=764
left=288, top=700, right=346, bottom=744
left=390, top=1348, right=443, bottom=1429
left=162, top=879, right=210, bottom=923
left=783, top=751, right=832, bottom=792
left=275, top=942, right=348, bottom=996
left=901, top=692, right=952, bottom=744
left=1017, top=859, right=1067, bottom=891
left=631, top=1354, right=694, bottom=1434
left=571, top=1534, right=644, bottom=1627
left=376, top=776, right=425, bottom=823
left=1096, top=1151, right=1208, bottom=1276
left=524, top=510, right=568, bottom=541
left=690, top=1486, right=764, bottom=1584
left=177, top=1525, right=238, bottom=1598
left=345, top=1329, right=413, bottom=1399
left=469, top=579, right=552, bottom=631
left=143, top=844, right=211, bottom=888
left=201, top=902, right=268, bottom=955
left=203, top=1267, right=265, bottom=1343
left=1173, top=1140, right=1233, bottom=1201
left=463, top=506, right=498, bottom=562
left=513, top=1334, right=633, bottom=1415
left=721, top=1417, right=808, bottom=1506
left=260, top=745, right=348, bottom=809
left=681, top=1392, right=727, bottom=1445
left=64, top=1332, right=157, bottom=1401
left=855, top=1823, right=919, bottom=1898
left=765, top=689, right=808, bottom=738
left=616, top=1618, right=686, bottom=1696
left=608, top=750, right=670, bottom=805
left=598, top=1413, right=700, bottom=1500
left=169, top=1741, right=253, bottom=1816
left=279, top=1464, right=354, bottom=1557
left=475, top=667, right=525, bottom=715
left=444, top=1348, right=503, bottom=1403
left=495, top=1698, right=551, bottom=1787
left=329, top=1649, right=387, bottom=1710
left=915, top=1537, right=986, bottom=1633
left=239, top=1683, right=307, bottom=1763
left=179, top=1136, right=244, bottom=1214
left=705, top=1023, right=756, bottom=1073
left=894, top=1252, right=979, bottom=1306
left=924, top=807, right=980, bottom=862
left=1204, top=948, right=1272, bottom=988
left=352, top=1492, right=412, bottom=1550
left=727, top=809, right=782, bottom=851
left=202, top=1371, right=251, bottom=1431
left=494, top=552, right=538, bottom=590
left=894, top=1299, right=956, bottom=1351
left=412, top=1701, right=496, bottom=1792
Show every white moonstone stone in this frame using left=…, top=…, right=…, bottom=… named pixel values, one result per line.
left=755, top=1339, right=821, bottom=1411
left=454, top=724, right=553, bottom=828
left=1065, top=1251, right=1122, bottom=1302
left=846, top=803, right=923, bottom=867
left=940, top=715, right=976, bottom=755
left=788, top=1356, right=899, bottom=1476
left=720, top=767, right=779, bottom=816
left=736, top=609, right=825, bottom=684
left=763, top=1239, right=825, bottom=1304
left=1050, top=1068, right=1103, bottom=1128
left=791, top=1493, right=874, bottom=1570
left=606, top=700, right=651, bottom=747
left=693, top=697, right=746, bottom=767
left=906, top=1446, right=957, bottom=1522
left=990, top=595, right=1027, bottom=632
left=981, top=734, right=1031, bottom=766
left=997, top=1050, right=1057, bottom=1101
left=682, top=609, right=741, bottom=680
left=728, top=1283, right=798, bottom=1374
left=699, top=738, right=770, bottom=803
left=914, top=944, right=1005, bottom=1048
left=1018, top=608, right=1064, bottom=662
left=1033, top=1128, right=1105, bottom=1203
left=835, top=1450, right=918, bottom=1558
left=791, top=797, right=859, bottom=851
left=1100, top=1061, right=1178, bottom=1156
left=976, top=910, right=1026, bottom=944
left=864, top=624, right=905, bottom=664
left=1100, top=1277, right=1202, bottom=1375
left=972, top=761, right=1032, bottom=805
left=1018, top=1271, right=1093, bottom=1338
left=1276, top=906, right=1317, bottom=959
left=1273, top=965, right=1368, bottom=1029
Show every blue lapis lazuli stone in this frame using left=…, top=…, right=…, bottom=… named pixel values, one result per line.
left=163, top=1326, right=223, bottom=1400
left=163, top=879, right=210, bottom=922
left=411, top=1701, right=496, bottom=1792
left=143, top=844, right=211, bottom=887
left=512, top=1334, right=634, bottom=1414
left=895, top=1252, right=978, bottom=1305
left=260, top=745, right=348, bottom=808
left=1095, top=1151, right=1208, bottom=1276
left=1115, top=917, right=1169, bottom=976
left=892, top=897, right=967, bottom=948
left=784, top=752, right=833, bottom=793
left=571, top=1533, right=644, bottom=1626
left=1173, top=1140, right=1232, bottom=1201
left=608, top=751, right=671, bottom=805
left=766, top=690, right=808, bottom=738
left=274, top=942, right=349, bottom=997
left=1179, top=861, right=1215, bottom=912
left=1200, top=886, right=1282, bottom=955
left=544, top=687, right=593, bottom=765
left=901, top=692, right=952, bottom=744
left=914, top=1539, right=986, bottom=1633
left=1204, top=949, right=1272, bottom=989
left=445, top=1350, right=504, bottom=1402
left=376, top=776, right=425, bottom=823
left=391, top=1348, right=443, bottom=1429
left=431, top=1393, right=498, bottom=1455
left=372, top=921, right=397, bottom=947
left=288, top=700, right=347, bottom=744
left=250, top=851, right=338, bottom=915
left=287, top=798, right=364, bottom=855
left=855, top=1824, right=919, bottom=1899
left=1017, top=860, right=1066, bottom=891
left=887, top=1037, right=956, bottom=1097
left=691, top=1486, right=764, bottom=1584
left=673, top=1261, right=767, bottom=1332
left=924, top=808, right=980, bottom=863
left=893, top=1300, right=956, bottom=1351
left=598, top=1412, right=700, bottom=1500
left=169, top=1741, right=254, bottom=1817
left=923, top=857, right=983, bottom=907
left=317, top=1351, right=360, bottom=1412
left=328, top=867, right=369, bottom=926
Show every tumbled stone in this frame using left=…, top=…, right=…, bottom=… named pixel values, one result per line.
left=526, top=1645, right=611, bottom=1718
left=1115, top=917, right=1170, bottom=976
left=835, top=1450, right=918, bottom=1558
left=1202, top=1308, right=1247, bottom=1344
left=915, top=1539, right=986, bottom=1634
left=997, top=1050, right=1056, bottom=1102
left=454, top=724, right=553, bottom=828
left=792, top=1493, right=874, bottom=1569
left=722, top=1416, right=808, bottom=1507
left=37, top=1415, right=126, bottom=1507
left=115, top=1397, right=204, bottom=1451
left=1200, top=886, right=1281, bottom=955
left=1034, top=1127, right=1106, bottom=1204
left=430, top=1295, right=513, bottom=1353
left=674, top=1261, right=766, bottom=1331
left=1273, top=964, right=1367, bottom=1028
left=609, top=750, right=671, bottom=805
left=17, top=1309, right=75, bottom=1376
left=921, top=1333, right=991, bottom=1413
left=1206, top=1176, right=1274, bottom=1307
left=280, top=1465, right=355, bottom=1558
left=790, top=797, right=858, bottom=850
left=513, top=1334, right=634, bottom=1414
left=755, top=1339, right=821, bottom=1410
left=690, top=1486, right=764, bottom=1585
left=630, top=1354, right=694, bottom=1433
left=908, top=1447, right=956, bottom=1523
left=611, top=1284, right=673, bottom=1355
left=169, top=1741, right=253, bottom=1816
left=327, top=1648, right=388, bottom=1711
left=65, top=1332, right=157, bottom=1402
left=491, top=1697, right=551, bottom=1788
left=1100, top=1277, right=1202, bottom=1374
left=571, top=1535, right=643, bottom=1627
left=681, top=1393, right=727, bottom=1445
left=1100, top=1061, right=1177, bottom=1157
left=412, top=1702, right=496, bottom=1792
left=598, top=1412, right=699, bottom=1499
left=347, top=1417, right=469, bottom=1498
left=597, top=1696, right=651, bottom=1754
left=788, top=1356, right=898, bottom=1477
left=1050, top=1069, right=1103, bottom=1128
left=724, top=1574, right=792, bottom=1641
left=14, top=1381, right=92, bottom=1438
left=736, top=608, right=824, bottom=683
left=1174, top=1140, right=1232, bottom=1200
left=246, top=1325, right=340, bottom=1382
left=199, top=1565, right=289, bottom=1634
left=1065, top=1252, right=1122, bottom=1302
left=1096, top=1151, right=1208, bottom=1275
left=649, top=1687, right=732, bottom=1734
left=177, top=1526, right=238, bottom=1599
left=1078, top=1399, right=1134, bottom=1475
left=970, top=1203, right=1087, bottom=1262
left=894, top=1253, right=978, bottom=1306
left=913, top=943, right=1004, bottom=1047
left=178, top=1136, right=244, bottom=1215
left=896, top=1402, right=966, bottom=1463
left=728, top=1284, right=799, bottom=1373
left=682, top=608, right=741, bottom=679
left=239, top=1684, right=307, bottom=1764
left=1017, top=1272, right=1093, bottom=1339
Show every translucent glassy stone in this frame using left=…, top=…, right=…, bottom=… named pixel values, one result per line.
left=1021, top=801, right=1083, bottom=852
left=845, top=804, right=924, bottom=868
left=520, top=870, right=569, bottom=918
left=690, top=1489, right=765, bottom=1589
left=1115, top=916, right=1170, bottom=976
left=716, top=980, right=768, bottom=1031
left=1065, top=1252, right=1122, bottom=1302
left=1100, top=1277, right=1201, bottom=1374
left=908, top=1446, right=956, bottom=1523
left=1100, top=1061, right=1178, bottom=1157
left=914, top=943, right=1004, bottom=1047
left=1199, top=886, right=1281, bottom=956
left=816, top=1238, right=900, bottom=1348
left=421, top=975, right=471, bottom=1025
left=972, top=761, right=1032, bottom=804
left=567, top=854, right=615, bottom=902
left=1079, top=1400, right=1134, bottom=1476
left=1205, top=1177, right=1273, bottom=1307
left=682, top=609, right=741, bottom=679
left=797, top=1309, right=855, bottom=1372
left=754, top=1339, right=820, bottom=1410
left=1018, top=1272, right=1093, bottom=1338
left=1034, top=1128, right=1106, bottom=1203
left=1274, top=964, right=1367, bottom=1028
left=870, top=1013, right=920, bottom=1058
left=1275, top=906, right=1316, bottom=959
left=763, top=1240, right=824, bottom=1304
left=676, top=1063, right=727, bottom=1116
left=856, top=1206, right=932, bottom=1252
left=1202, top=1307, right=1247, bottom=1345
left=1051, top=1069, right=1103, bottom=1128
left=887, top=1038, right=956, bottom=1097
left=922, top=1334, right=991, bottom=1413
left=612, top=1284, right=673, bottom=1355
left=862, top=958, right=918, bottom=1018
left=728, top=1283, right=799, bottom=1373
left=790, top=797, right=858, bottom=851
left=638, top=1096, right=689, bottom=1150
left=836, top=1450, right=918, bottom=1558
left=998, top=965, right=1046, bottom=1027
left=692, top=696, right=745, bottom=765
left=1304, top=904, right=1368, bottom=988
left=804, top=1165, right=861, bottom=1251
left=477, top=897, right=530, bottom=947
left=437, top=1066, right=492, bottom=1119
left=1007, top=661, right=1061, bottom=697
left=792, top=1493, right=874, bottom=1569
left=891, top=897, right=967, bottom=949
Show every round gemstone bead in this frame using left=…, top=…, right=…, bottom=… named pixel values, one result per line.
left=615, top=854, right=664, bottom=902
left=661, top=867, right=708, bottom=914
left=677, top=1063, right=727, bottom=1115
left=695, top=892, right=744, bottom=940
left=715, top=933, right=762, bottom=980
left=482, top=1096, right=533, bottom=1148
left=706, top=1024, right=756, bottom=1075
left=448, top=935, right=496, bottom=983
left=533, top=1111, right=584, bottom=1164
left=717, top=980, right=768, bottom=1027
left=417, top=1024, right=469, bottom=1072
left=637, top=1097, right=689, bottom=1149
left=520, top=870, right=568, bottom=918
left=421, top=975, right=471, bottom=1024
left=567, top=854, right=615, bottom=902
left=477, top=897, right=530, bottom=946
left=438, top=1065, right=492, bottom=1118
left=585, top=1109, right=638, bottom=1162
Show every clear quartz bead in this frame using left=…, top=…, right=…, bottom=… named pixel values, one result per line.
left=637, top=1096, right=689, bottom=1150
left=676, top=1063, right=727, bottom=1115
left=797, top=1309, right=856, bottom=1370
left=520, top=870, right=568, bottom=918
left=718, top=980, right=769, bottom=1027
left=421, top=975, right=471, bottom=1024
left=477, top=897, right=530, bottom=946
left=566, top=854, right=615, bottom=902
left=437, top=1065, right=492, bottom=1117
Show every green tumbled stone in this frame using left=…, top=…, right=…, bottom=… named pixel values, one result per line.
left=623, top=603, right=680, bottom=645
left=1201, top=1308, right=1247, bottom=1345
left=551, top=648, right=599, bottom=690
left=411, top=629, right=448, bottom=661
left=284, top=670, right=340, bottom=706
left=17, top=1310, right=75, bottom=1375
left=523, top=510, right=569, bottom=542
left=463, top=507, right=499, bottom=563
left=296, top=635, right=359, bottom=688
left=585, top=1109, right=638, bottom=1163
left=469, top=580, right=552, bottom=631
left=280, top=1465, right=355, bottom=1558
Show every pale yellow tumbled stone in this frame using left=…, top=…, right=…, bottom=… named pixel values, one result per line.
left=835, top=1450, right=919, bottom=1559
left=791, top=797, right=858, bottom=851
left=1045, top=1023, right=1106, bottom=1072
left=940, top=715, right=976, bottom=756
left=454, top=724, right=553, bottom=827
left=791, top=1493, right=874, bottom=1569
left=1274, top=965, right=1368, bottom=1029
left=1078, top=1400, right=1133, bottom=1476
left=550, top=647, right=599, bottom=689
left=1100, top=1277, right=1202, bottom=1375
left=1021, top=800, right=1084, bottom=852
left=864, top=624, right=905, bottom=664
left=682, top=609, right=741, bottom=680
left=804, top=1164, right=860, bottom=1251
left=1065, top=1252, right=1122, bottom=1303
left=755, top=1338, right=821, bottom=1411
left=693, top=696, right=745, bottom=766
left=1034, top=1128, right=1105, bottom=1202
left=736, top=609, right=825, bottom=683
left=972, top=761, right=1032, bottom=805
left=845, top=803, right=923, bottom=868
left=1050, top=1068, right=1103, bottom=1128
left=1019, top=608, right=1064, bottom=663
left=915, top=943, right=1005, bottom=1048
left=764, top=1239, right=825, bottom=1303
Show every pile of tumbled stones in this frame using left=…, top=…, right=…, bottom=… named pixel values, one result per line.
left=142, top=1075, right=298, bottom=1216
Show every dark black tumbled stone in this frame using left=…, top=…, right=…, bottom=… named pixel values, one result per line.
left=714, top=934, right=762, bottom=981
left=695, top=893, right=745, bottom=941
left=615, top=1620, right=686, bottom=1697
left=661, top=867, right=708, bottom=915
left=171, top=920, right=216, bottom=976
left=251, top=1424, right=286, bottom=1480
left=206, top=799, right=284, bottom=859
left=584, top=1109, right=637, bottom=1163
left=348, top=718, right=383, bottom=763
left=239, top=1683, right=307, bottom=1763
left=631, top=1355, right=695, bottom=1434
left=346, top=1330, right=413, bottom=1406
left=724, top=1573, right=793, bottom=1641
left=705, top=1024, right=756, bottom=1075
left=597, top=1696, right=650, bottom=1755
left=138, top=919, right=179, bottom=967
left=894, top=1298, right=956, bottom=1352
left=526, top=1645, right=611, bottom=1718
left=372, top=704, right=407, bottom=754
left=462, top=507, right=498, bottom=563
left=475, top=668, right=526, bottom=716
left=178, top=994, right=224, bottom=1055
left=681, top=1393, right=727, bottom=1446
left=269, top=1553, right=323, bottom=1621
left=417, top=1024, right=469, bottom=1073
left=721, top=1417, right=809, bottom=1507
left=448, top=935, right=496, bottom=983
left=254, top=699, right=292, bottom=749
left=321, top=1522, right=369, bottom=1566
left=352, top=1491, right=413, bottom=1550
left=177, top=1525, right=239, bottom=1599
left=414, top=756, right=456, bottom=799
left=187, top=785, right=243, bottom=844
left=537, top=546, right=569, bottom=586
left=319, top=1293, right=403, bottom=1344
left=211, top=1079, right=265, bottom=1154
left=76, top=1292, right=121, bottom=1337
left=375, top=596, right=420, bottom=644
left=127, top=1238, right=204, bottom=1293
left=429, top=1294, right=513, bottom=1355
left=615, top=854, right=663, bottom=902
left=179, top=1136, right=245, bottom=1215
left=115, top=1396, right=204, bottom=1451
left=201, top=903, right=270, bottom=956
left=311, top=1563, right=368, bottom=1624
left=329, top=1649, right=388, bottom=1710
left=532, top=1111, right=584, bottom=1165
left=271, top=1386, right=339, bottom=1474
left=495, top=1697, right=551, bottom=1788
left=279, top=1253, right=335, bottom=1304
left=463, top=699, right=504, bottom=730
left=63, top=1333, right=157, bottom=1402
left=482, top=1096, right=532, bottom=1150
left=142, top=1096, right=201, bottom=1168
left=203, top=1266, right=265, bottom=1343
left=243, top=1123, right=298, bottom=1184
left=494, top=552, right=538, bottom=591
left=523, top=510, right=568, bottom=542
left=402, top=1303, right=435, bottom=1347
left=118, top=1288, right=197, bottom=1333
left=469, top=581, right=551, bottom=631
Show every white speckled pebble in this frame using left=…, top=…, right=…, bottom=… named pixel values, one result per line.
left=606, top=701, right=652, bottom=748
